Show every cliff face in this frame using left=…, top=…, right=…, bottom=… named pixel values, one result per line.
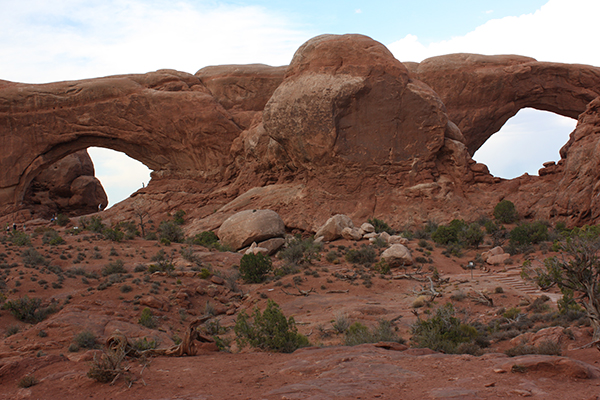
left=2, top=34, right=600, bottom=230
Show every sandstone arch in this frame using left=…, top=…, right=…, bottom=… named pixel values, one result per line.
left=0, top=70, right=243, bottom=209
left=407, top=53, right=600, bottom=155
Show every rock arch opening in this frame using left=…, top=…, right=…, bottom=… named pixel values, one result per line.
left=472, top=108, right=577, bottom=179
left=87, top=147, right=152, bottom=209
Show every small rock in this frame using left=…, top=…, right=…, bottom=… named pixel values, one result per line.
left=381, top=244, right=413, bottom=267
left=211, top=275, right=225, bottom=285
left=139, top=296, right=163, bottom=309
left=315, top=214, right=355, bottom=242
left=360, top=222, right=375, bottom=233
left=388, top=235, right=409, bottom=245
left=341, top=226, right=363, bottom=241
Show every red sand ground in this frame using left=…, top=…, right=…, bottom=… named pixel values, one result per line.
left=0, top=220, right=599, bottom=399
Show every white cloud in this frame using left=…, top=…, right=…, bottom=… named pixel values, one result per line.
left=388, top=0, right=600, bottom=66
left=387, top=0, right=598, bottom=179
left=0, top=0, right=310, bottom=83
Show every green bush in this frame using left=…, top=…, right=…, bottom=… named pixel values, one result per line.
left=138, top=308, right=157, bottom=329
left=234, top=300, right=309, bottom=353
left=410, top=303, right=482, bottom=354
left=102, top=227, right=124, bottom=242
left=80, top=216, right=106, bottom=233
left=345, top=245, right=376, bottom=266
left=133, top=337, right=157, bottom=351
left=344, top=319, right=403, bottom=346
left=190, top=231, right=219, bottom=247
left=148, top=249, right=174, bottom=273
left=101, top=260, right=126, bottom=276
left=74, top=330, right=97, bottom=349
left=17, top=375, right=39, bottom=388
left=368, top=218, right=395, bottom=234
left=494, top=200, right=518, bottom=224
left=239, top=253, right=272, bottom=283
left=279, top=237, right=322, bottom=266
left=2, top=296, right=57, bottom=323
left=9, top=231, right=31, bottom=246
left=115, top=221, right=140, bottom=240
left=173, top=210, right=186, bottom=225
left=509, top=221, right=549, bottom=246
left=42, top=230, right=65, bottom=246
left=21, top=248, right=48, bottom=267
left=56, top=214, right=70, bottom=227
left=158, top=221, right=184, bottom=243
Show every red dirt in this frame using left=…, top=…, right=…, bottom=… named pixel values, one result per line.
left=0, top=221, right=598, bottom=400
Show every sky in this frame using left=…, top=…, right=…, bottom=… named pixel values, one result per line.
left=1, top=0, right=597, bottom=207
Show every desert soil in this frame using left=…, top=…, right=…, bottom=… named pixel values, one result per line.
left=0, top=219, right=599, bottom=400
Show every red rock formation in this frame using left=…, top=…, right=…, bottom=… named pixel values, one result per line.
left=408, top=53, right=600, bottom=155
left=23, top=150, right=108, bottom=217
left=0, top=69, right=241, bottom=214
left=3, top=34, right=600, bottom=231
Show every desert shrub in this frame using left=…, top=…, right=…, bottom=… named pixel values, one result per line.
left=148, top=249, right=174, bottom=273
left=463, top=223, right=484, bottom=248
left=345, top=245, right=376, bottom=266
left=509, top=221, right=549, bottom=246
left=173, top=210, right=186, bottom=225
left=2, top=296, right=57, bottom=323
left=502, top=307, right=522, bottom=320
left=332, top=312, right=350, bottom=334
left=344, top=319, right=403, bottom=346
left=74, top=330, right=97, bottom=349
left=158, top=221, right=184, bottom=244
left=190, top=231, right=219, bottom=247
left=368, top=218, right=395, bottom=234
left=116, top=221, right=140, bottom=240
left=56, top=213, right=70, bottom=227
left=102, top=227, right=124, bottom=242
left=557, top=290, right=584, bottom=315
left=17, top=375, right=39, bottom=388
left=133, top=264, right=147, bottom=273
left=527, top=295, right=551, bottom=313
left=432, top=219, right=466, bottom=245
left=21, top=248, right=47, bottom=267
left=80, top=216, right=106, bottom=233
left=120, top=284, right=133, bottom=293
left=10, top=231, right=31, bottom=246
left=133, top=337, right=157, bottom=351
left=279, top=237, right=322, bottom=266
left=325, top=251, right=339, bottom=263
left=494, top=200, right=518, bottom=224
left=42, top=230, right=65, bottom=246
left=234, top=300, right=309, bottom=353
left=239, top=253, right=272, bottom=283
left=410, top=303, right=481, bottom=354
left=101, top=259, right=126, bottom=276
left=6, top=325, right=20, bottom=337
left=373, top=259, right=391, bottom=274
left=138, top=308, right=157, bottom=329
left=87, top=347, right=127, bottom=383
left=432, top=220, right=484, bottom=249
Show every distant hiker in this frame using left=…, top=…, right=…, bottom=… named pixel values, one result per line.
left=142, top=182, right=145, bottom=188
left=12, top=223, right=17, bottom=231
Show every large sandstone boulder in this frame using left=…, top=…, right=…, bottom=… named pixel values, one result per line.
left=218, top=209, right=285, bottom=251
left=263, top=34, right=447, bottom=168
left=315, top=214, right=355, bottom=242
left=23, top=150, right=108, bottom=216
left=381, top=244, right=413, bottom=267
